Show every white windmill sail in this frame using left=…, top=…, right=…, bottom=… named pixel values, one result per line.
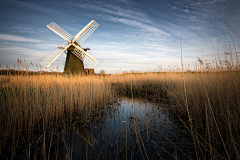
left=40, top=44, right=71, bottom=69
left=73, top=20, right=99, bottom=45
left=47, top=22, right=73, bottom=42
left=72, top=44, right=98, bottom=68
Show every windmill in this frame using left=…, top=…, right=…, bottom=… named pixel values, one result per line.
left=40, top=20, right=99, bottom=74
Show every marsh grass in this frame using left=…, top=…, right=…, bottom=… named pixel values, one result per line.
left=112, top=69, right=240, bottom=159
left=0, top=74, right=113, bottom=159
left=0, top=48, right=240, bottom=159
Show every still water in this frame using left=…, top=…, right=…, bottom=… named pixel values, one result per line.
left=55, top=97, right=193, bottom=160
left=2, top=97, right=194, bottom=160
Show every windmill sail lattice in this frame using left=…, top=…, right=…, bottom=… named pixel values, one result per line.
left=47, top=22, right=73, bottom=42
left=41, top=44, right=70, bottom=68
left=40, top=20, right=99, bottom=73
left=76, top=21, right=99, bottom=45
left=72, top=45, right=98, bottom=68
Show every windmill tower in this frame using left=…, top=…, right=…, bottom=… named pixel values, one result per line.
left=40, top=20, right=99, bottom=74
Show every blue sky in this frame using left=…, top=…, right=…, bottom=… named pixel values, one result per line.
left=0, top=0, right=240, bottom=73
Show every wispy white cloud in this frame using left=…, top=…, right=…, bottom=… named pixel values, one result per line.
left=70, top=1, right=171, bottom=37
left=12, top=26, right=47, bottom=34
left=12, top=26, right=35, bottom=33
left=0, top=34, right=41, bottom=43
left=0, top=45, right=48, bottom=58
left=6, top=0, right=64, bottom=16
left=99, top=15, right=170, bottom=36
left=172, top=6, right=178, bottom=10
left=72, top=2, right=152, bottom=24
left=0, top=46, right=30, bottom=51
left=203, top=0, right=229, bottom=4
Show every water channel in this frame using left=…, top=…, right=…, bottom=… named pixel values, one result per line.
left=2, top=97, right=195, bottom=160
left=53, top=97, right=193, bottom=160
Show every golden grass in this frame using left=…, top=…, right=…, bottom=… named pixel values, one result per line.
left=0, top=74, right=112, bottom=128
left=0, top=59, right=240, bottom=159
left=111, top=70, right=240, bottom=159
left=0, top=74, right=113, bottom=159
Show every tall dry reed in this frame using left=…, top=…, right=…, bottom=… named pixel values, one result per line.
left=0, top=74, right=113, bottom=159
left=0, top=51, right=239, bottom=159
left=110, top=70, right=240, bottom=159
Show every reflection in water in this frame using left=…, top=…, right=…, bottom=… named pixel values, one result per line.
left=72, top=121, right=98, bottom=147
left=67, top=97, right=193, bottom=160
left=1, top=97, right=194, bottom=160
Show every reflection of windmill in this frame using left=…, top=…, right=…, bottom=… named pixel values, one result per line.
left=72, top=121, right=98, bottom=147
left=40, top=20, right=99, bottom=74
left=54, top=122, right=98, bottom=147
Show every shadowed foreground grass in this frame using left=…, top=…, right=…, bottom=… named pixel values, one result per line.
left=0, top=66, right=240, bottom=159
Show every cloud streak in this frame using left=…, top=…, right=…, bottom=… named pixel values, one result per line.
left=103, top=16, right=170, bottom=36
left=72, top=2, right=169, bottom=36
left=0, top=34, right=41, bottom=43
left=73, top=2, right=152, bottom=24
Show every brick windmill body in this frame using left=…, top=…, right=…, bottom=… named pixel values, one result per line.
left=64, top=43, right=90, bottom=74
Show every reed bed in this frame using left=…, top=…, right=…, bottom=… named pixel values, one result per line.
left=0, top=74, right=113, bottom=159
left=111, top=69, right=240, bottom=159
left=0, top=56, right=240, bottom=159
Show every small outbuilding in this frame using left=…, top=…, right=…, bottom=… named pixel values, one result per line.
left=84, top=68, right=95, bottom=75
